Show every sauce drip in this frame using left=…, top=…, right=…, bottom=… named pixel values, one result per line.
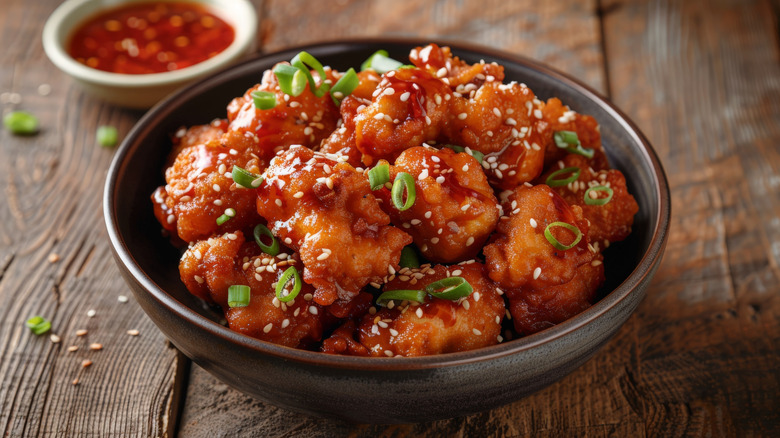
left=68, top=2, right=235, bottom=74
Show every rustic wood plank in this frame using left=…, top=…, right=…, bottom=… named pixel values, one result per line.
left=601, top=0, right=780, bottom=435
left=0, top=1, right=184, bottom=436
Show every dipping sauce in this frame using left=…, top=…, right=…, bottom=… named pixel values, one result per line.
left=68, top=2, right=235, bottom=74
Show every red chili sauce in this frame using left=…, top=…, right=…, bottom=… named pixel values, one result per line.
left=68, top=2, right=235, bottom=74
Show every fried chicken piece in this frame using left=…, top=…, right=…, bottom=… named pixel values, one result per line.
left=152, top=130, right=265, bottom=243
left=538, top=97, right=610, bottom=171
left=319, top=70, right=382, bottom=166
left=353, top=263, right=505, bottom=357
left=506, top=254, right=604, bottom=336
left=226, top=65, right=341, bottom=152
left=166, top=119, right=228, bottom=167
left=255, top=146, right=412, bottom=306
left=374, top=146, right=499, bottom=263
left=179, top=231, right=326, bottom=348
left=540, top=155, right=639, bottom=245
left=483, top=184, right=596, bottom=290
left=409, top=43, right=505, bottom=89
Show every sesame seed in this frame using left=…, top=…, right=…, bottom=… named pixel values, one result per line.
left=48, top=253, right=60, bottom=263
left=497, top=335, right=504, bottom=342
left=263, top=323, right=273, bottom=333
left=533, top=267, right=542, bottom=279
left=373, top=113, right=386, bottom=120
left=534, top=109, right=542, bottom=119
left=87, top=310, right=96, bottom=318
left=530, top=218, right=537, bottom=228
left=275, top=199, right=283, bottom=207
left=474, top=292, right=481, bottom=302
left=293, top=191, right=304, bottom=199
left=309, top=306, right=318, bottom=315
left=317, top=251, right=330, bottom=261
left=436, top=67, right=447, bottom=77
left=458, top=112, right=467, bottom=120
left=50, top=334, right=61, bottom=344
left=425, top=116, right=432, bottom=125
left=82, top=359, right=93, bottom=368
left=416, top=308, right=424, bottom=318
left=466, top=237, right=475, bottom=246
left=431, top=237, right=439, bottom=244
left=436, top=176, right=445, bottom=184
left=493, top=107, right=502, bottom=117
left=67, top=345, right=79, bottom=352
left=76, top=329, right=88, bottom=337
left=472, top=328, right=482, bottom=336
left=384, top=350, right=394, bottom=357
left=212, top=184, right=221, bottom=192
left=592, top=260, right=603, bottom=266
left=90, top=343, right=103, bottom=351
left=213, top=199, right=223, bottom=206
left=462, top=164, right=469, bottom=172
left=462, top=300, right=470, bottom=310
left=127, top=329, right=140, bottom=336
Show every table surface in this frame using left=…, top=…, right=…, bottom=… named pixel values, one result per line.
left=2, top=0, right=779, bottom=436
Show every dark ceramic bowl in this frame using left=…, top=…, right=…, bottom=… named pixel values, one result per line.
left=104, top=39, right=670, bottom=423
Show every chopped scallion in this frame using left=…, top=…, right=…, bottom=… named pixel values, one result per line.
left=216, top=214, right=232, bottom=226
left=553, top=130, right=595, bottom=159
left=96, top=125, right=118, bottom=148
left=545, top=167, right=581, bottom=187
left=251, top=90, right=277, bottom=110
left=273, top=64, right=308, bottom=97
left=3, top=111, right=38, bottom=135
left=544, top=221, right=583, bottom=251
left=443, top=144, right=484, bottom=164
left=232, top=165, right=263, bottom=188
left=584, top=185, right=614, bottom=205
left=376, top=289, right=427, bottom=307
left=290, top=51, right=330, bottom=97
left=330, top=68, right=359, bottom=105
left=399, top=246, right=420, bottom=268
left=25, top=316, right=52, bottom=335
left=361, top=50, right=404, bottom=74
left=425, top=277, right=473, bottom=300
left=253, top=224, right=280, bottom=256
left=368, top=163, right=390, bottom=190
left=227, top=285, right=251, bottom=308
left=391, top=172, right=416, bottom=211
left=276, top=266, right=302, bottom=302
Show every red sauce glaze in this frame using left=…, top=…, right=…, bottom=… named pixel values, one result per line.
left=68, top=2, right=234, bottom=74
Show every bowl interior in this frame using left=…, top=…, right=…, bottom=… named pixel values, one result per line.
left=107, top=40, right=666, bottom=364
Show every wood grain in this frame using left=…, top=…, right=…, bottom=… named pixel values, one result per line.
left=601, top=0, right=780, bottom=435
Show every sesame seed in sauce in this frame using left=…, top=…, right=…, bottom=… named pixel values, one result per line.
left=275, top=199, right=283, bottom=207
left=416, top=308, right=424, bottom=318
left=466, top=237, right=475, bottom=246
left=530, top=218, right=538, bottom=228
left=458, top=112, right=467, bottom=120
left=472, top=328, right=482, bottom=336
left=309, top=306, right=318, bottom=315
left=533, top=267, right=542, bottom=280
left=263, top=323, right=273, bottom=333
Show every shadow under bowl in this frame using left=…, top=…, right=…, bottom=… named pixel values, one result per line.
left=104, top=39, right=670, bottom=423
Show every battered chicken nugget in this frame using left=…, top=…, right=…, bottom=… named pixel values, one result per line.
left=179, top=231, right=326, bottom=348
left=152, top=130, right=265, bottom=243
left=354, top=262, right=505, bottom=357
left=227, top=65, right=341, bottom=152
left=409, top=43, right=505, bottom=90
left=255, top=146, right=412, bottom=306
left=538, top=97, right=610, bottom=172
left=506, top=254, right=604, bottom=336
left=484, top=184, right=596, bottom=290
left=374, top=146, right=499, bottom=263
left=540, top=155, right=639, bottom=245
left=166, top=119, right=227, bottom=167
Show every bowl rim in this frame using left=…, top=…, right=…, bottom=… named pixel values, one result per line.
left=104, top=37, right=670, bottom=371
left=42, top=0, right=257, bottom=87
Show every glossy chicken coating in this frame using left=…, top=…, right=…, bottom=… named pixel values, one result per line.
left=484, top=184, right=596, bottom=290
left=506, top=254, right=604, bottom=336
left=319, top=70, right=382, bottom=166
left=152, top=130, right=265, bottom=243
left=179, top=231, right=327, bottom=348
left=538, top=97, right=610, bottom=172
left=374, top=146, right=500, bottom=263
left=255, top=146, right=412, bottom=306
left=409, top=43, right=505, bottom=89
left=227, top=65, right=341, bottom=151
left=353, top=262, right=505, bottom=357
left=166, top=119, right=227, bottom=167
left=540, top=155, right=639, bottom=245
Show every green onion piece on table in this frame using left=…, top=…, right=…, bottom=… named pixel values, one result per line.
left=399, top=246, right=420, bottom=269
left=3, top=111, right=38, bottom=135
left=251, top=90, right=277, bottom=110
left=544, top=221, right=583, bottom=251
left=361, top=50, right=404, bottom=74
left=545, top=167, right=581, bottom=187
left=227, top=285, right=251, bottom=308
left=391, top=172, right=416, bottom=211
left=376, top=289, right=427, bottom=307
left=330, top=68, right=359, bottom=105
left=425, top=277, right=473, bottom=300
left=96, top=126, right=118, bottom=148
left=253, top=224, right=280, bottom=256
left=232, top=165, right=263, bottom=188
left=25, top=316, right=52, bottom=335
left=368, top=163, right=390, bottom=190
left=276, top=266, right=302, bottom=302
left=584, top=185, right=614, bottom=205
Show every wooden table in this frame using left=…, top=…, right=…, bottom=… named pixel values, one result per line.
left=2, top=0, right=778, bottom=436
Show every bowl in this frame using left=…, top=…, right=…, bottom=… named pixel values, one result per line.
left=104, top=39, right=670, bottom=423
left=42, top=0, right=257, bottom=109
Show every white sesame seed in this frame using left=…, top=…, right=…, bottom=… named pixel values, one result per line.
left=530, top=218, right=537, bottom=228
left=87, top=309, right=96, bottom=318
left=212, top=184, right=221, bottom=192
left=416, top=308, right=424, bottom=318
left=533, top=267, right=542, bottom=279
left=457, top=112, right=467, bottom=120
left=118, top=295, right=129, bottom=303
left=472, top=328, right=482, bottom=336
left=493, top=107, right=502, bottom=117
left=462, top=164, right=469, bottom=172
left=436, top=67, right=447, bottom=77
left=462, top=300, right=470, bottom=310
left=67, top=345, right=78, bottom=352
left=127, top=329, right=140, bottom=336
left=275, top=199, right=283, bottom=207
left=309, top=306, right=318, bottom=315
left=384, top=350, right=394, bottom=357
left=317, top=251, right=330, bottom=261
left=466, top=237, right=475, bottom=246
left=373, top=112, right=386, bottom=120
left=281, top=319, right=290, bottom=328
left=263, top=323, right=273, bottom=333
left=50, top=334, right=61, bottom=343
left=76, top=329, right=88, bottom=337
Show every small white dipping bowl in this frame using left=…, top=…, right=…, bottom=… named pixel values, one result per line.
left=42, top=0, right=257, bottom=109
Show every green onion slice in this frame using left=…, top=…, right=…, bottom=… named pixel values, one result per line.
left=330, top=68, right=359, bottom=105
left=425, top=277, right=473, bottom=300
left=96, top=125, right=118, bottom=148
left=360, top=50, right=405, bottom=74
left=275, top=266, right=302, bottom=302
left=291, top=51, right=330, bottom=97
left=3, top=111, right=38, bottom=135
left=26, top=316, right=52, bottom=335
left=232, top=165, right=263, bottom=189
left=545, top=167, right=581, bottom=187
left=544, top=221, right=583, bottom=251
left=368, top=163, right=390, bottom=190
left=584, top=185, right=614, bottom=206
left=391, top=172, right=416, bottom=211
left=273, top=64, right=308, bottom=97
left=253, top=224, right=280, bottom=256
left=399, top=246, right=419, bottom=268
left=216, top=214, right=232, bottom=226
left=227, top=285, right=251, bottom=308
left=553, top=130, right=595, bottom=159
left=443, top=144, right=484, bottom=164
left=376, top=289, right=427, bottom=307
left=251, top=90, right=277, bottom=110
